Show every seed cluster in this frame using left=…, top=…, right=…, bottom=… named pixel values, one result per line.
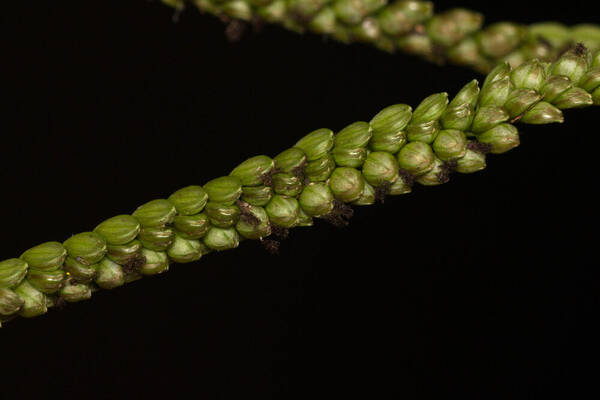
left=163, top=0, right=600, bottom=73
left=0, top=46, right=598, bottom=327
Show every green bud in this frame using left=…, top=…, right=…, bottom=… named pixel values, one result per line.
left=450, top=43, right=495, bottom=71
left=256, top=0, right=286, bottom=22
left=295, top=207, right=314, bottom=227
left=362, top=151, right=399, bottom=186
left=579, top=67, right=600, bottom=92
left=378, top=0, right=433, bottom=35
left=477, top=123, right=520, bottom=154
left=541, top=75, right=573, bottom=103
left=138, top=227, right=175, bottom=251
left=381, top=12, right=409, bottom=33
left=410, top=93, right=449, bottom=124
left=334, top=121, right=372, bottom=149
left=454, top=148, right=486, bottom=173
left=241, top=185, right=273, bottom=206
left=0, top=288, right=23, bottom=315
left=106, top=240, right=142, bottom=265
left=427, top=8, right=483, bottom=47
left=63, top=232, right=107, bottom=265
left=482, top=62, right=511, bottom=88
left=449, top=79, right=481, bottom=108
left=0, top=258, right=28, bottom=289
left=477, top=22, right=525, bottom=58
left=230, top=155, right=275, bottom=186
left=432, top=129, right=467, bottom=161
left=331, top=24, right=352, bottom=44
left=397, top=33, right=433, bottom=58
left=274, top=147, right=307, bottom=174
left=168, top=185, right=208, bottom=215
left=368, top=129, right=407, bottom=153
left=287, top=0, right=326, bottom=17
left=14, top=280, right=47, bottom=318
left=63, top=256, right=97, bottom=283
left=471, top=106, right=510, bottom=133
left=94, top=215, right=140, bottom=245
left=397, top=142, right=435, bottom=175
left=27, top=269, right=64, bottom=294
left=374, top=36, right=397, bottom=53
left=138, top=249, right=169, bottom=275
left=551, top=48, right=589, bottom=85
left=510, top=59, right=547, bottom=91
left=511, top=58, right=545, bottom=84
left=394, top=0, right=432, bottom=18
left=538, top=61, right=552, bottom=75
left=266, top=195, right=300, bottom=228
left=332, top=0, right=367, bottom=25
left=479, top=76, right=512, bottom=107
left=309, top=7, right=336, bottom=34
left=294, top=128, right=334, bottom=161
left=272, top=172, right=303, bottom=196
left=415, top=157, right=447, bottom=186
left=517, top=39, right=555, bottom=64
left=59, top=282, right=92, bottom=303
left=20, top=241, right=66, bottom=271
left=351, top=180, right=376, bottom=205
left=305, top=154, right=335, bottom=182
left=205, top=202, right=240, bottom=228
left=203, top=227, right=240, bottom=251
left=222, top=0, right=253, bottom=20
left=132, top=199, right=177, bottom=227
left=388, top=174, right=412, bottom=195
left=350, top=18, right=381, bottom=43
left=440, top=103, right=475, bottom=131
left=235, top=204, right=271, bottom=239
left=502, top=49, right=528, bottom=70
left=173, top=213, right=211, bottom=239
left=406, top=120, right=441, bottom=143
left=203, top=176, right=243, bottom=205
left=94, top=258, right=125, bottom=289
left=553, top=87, right=594, bottom=109
left=329, top=167, right=364, bottom=203
left=504, top=89, right=542, bottom=118
left=520, top=101, right=564, bottom=124
left=369, top=104, right=411, bottom=153
left=377, top=4, right=411, bottom=36
left=167, top=235, right=203, bottom=263
left=332, top=147, right=367, bottom=168
left=299, top=182, right=334, bottom=216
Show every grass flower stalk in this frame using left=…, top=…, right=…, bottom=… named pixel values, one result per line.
left=1, top=45, right=598, bottom=327
left=161, top=0, right=600, bottom=73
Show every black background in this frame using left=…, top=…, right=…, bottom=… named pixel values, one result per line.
left=2, top=1, right=599, bottom=398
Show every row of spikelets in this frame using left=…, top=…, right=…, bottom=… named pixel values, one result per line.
left=1, top=46, right=599, bottom=326
left=161, top=0, right=600, bottom=73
